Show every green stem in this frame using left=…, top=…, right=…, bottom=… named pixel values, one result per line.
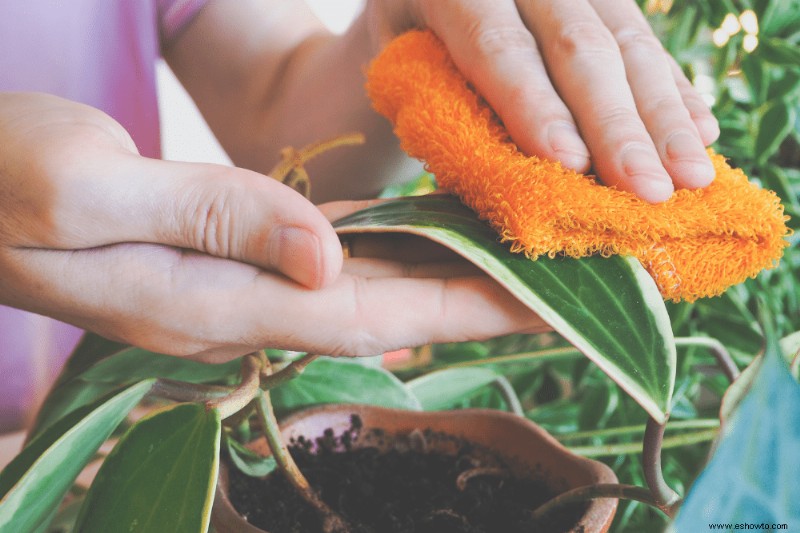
left=490, top=377, right=525, bottom=416
left=642, top=417, right=682, bottom=515
left=676, top=336, right=739, bottom=383
left=531, top=484, right=669, bottom=520
left=567, top=428, right=718, bottom=457
left=255, top=360, right=350, bottom=533
left=443, top=347, right=582, bottom=370
left=555, top=418, right=720, bottom=443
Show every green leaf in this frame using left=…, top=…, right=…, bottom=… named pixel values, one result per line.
left=759, top=37, right=800, bottom=66
left=756, top=99, right=796, bottom=163
left=74, top=403, right=221, bottom=533
left=674, top=324, right=800, bottom=529
left=224, top=435, right=276, bottom=478
left=334, top=195, right=675, bottom=423
left=406, top=367, right=509, bottom=411
left=271, top=357, right=421, bottom=416
left=31, top=347, right=239, bottom=439
left=0, top=380, right=153, bottom=533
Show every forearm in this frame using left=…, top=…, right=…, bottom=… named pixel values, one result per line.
left=166, top=2, right=418, bottom=203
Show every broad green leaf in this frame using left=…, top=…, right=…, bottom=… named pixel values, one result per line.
left=74, top=403, right=221, bottom=533
left=224, top=435, right=276, bottom=478
left=271, top=357, right=421, bottom=416
left=407, top=367, right=511, bottom=411
left=334, top=195, right=675, bottom=423
left=31, top=347, right=239, bottom=439
left=673, top=330, right=800, bottom=530
left=756, top=99, right=796, bottom=164
left=0, top=380, right=153, bottom=533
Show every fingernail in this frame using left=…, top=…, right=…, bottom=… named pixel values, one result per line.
left=622, top=145, right=674, bottom=203
left=666, top=132, right=715, bottom=188
left=270, top=226, right=322, bottom=288
left=549, top=122, right=590, bottom=171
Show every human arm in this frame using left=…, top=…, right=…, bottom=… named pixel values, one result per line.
left=164, top=0, right=719, bottom=203
left=0, top=92, right=544, bottom=362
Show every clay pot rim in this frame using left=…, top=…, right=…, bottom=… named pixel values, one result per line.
left=213, top=404, right=618, bottom=533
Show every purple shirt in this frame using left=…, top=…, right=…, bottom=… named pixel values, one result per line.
left=0, top=0, right=207, bottom=430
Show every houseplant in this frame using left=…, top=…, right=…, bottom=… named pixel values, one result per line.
left=0, top=186, right=683, bottom=532
left=0, top=128, right=688, bottom=532
left=1, top=1, right=798, bottom=530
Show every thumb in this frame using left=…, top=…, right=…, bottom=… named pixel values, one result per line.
left=88, top=154, right=343, bottom=289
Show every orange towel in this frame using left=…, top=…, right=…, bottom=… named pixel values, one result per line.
left=366, top=30, right=790, bottom=302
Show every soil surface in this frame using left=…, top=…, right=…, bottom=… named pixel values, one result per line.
left=228, top=415, right=586, bottom=533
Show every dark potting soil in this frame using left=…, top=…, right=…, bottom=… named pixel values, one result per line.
left=227, top=416, right=587, bottom=533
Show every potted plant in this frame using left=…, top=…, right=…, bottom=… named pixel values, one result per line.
left=0, top=125, right=698, bottom=533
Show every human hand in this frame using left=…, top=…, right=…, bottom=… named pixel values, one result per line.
left=366, top=0, right=719, bottom=202
left=0, top=93, right=545, bottom=362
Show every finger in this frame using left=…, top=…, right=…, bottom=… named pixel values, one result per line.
left=588, top=0, right=714, bottom=190
left=419, top=0, right=591, bottom=171
left=3, top=243, right=547, bottom=361
left=667, top=55, right=720, bottom=146
left=518, top=0, right=674, bottom=202
left=44, top=154, right=343, bottom=289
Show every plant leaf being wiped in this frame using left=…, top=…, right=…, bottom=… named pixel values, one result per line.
left=334, top=195, right=676, bottom=422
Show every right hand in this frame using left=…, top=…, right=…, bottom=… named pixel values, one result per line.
left=0, top=93, right=546, bottom=362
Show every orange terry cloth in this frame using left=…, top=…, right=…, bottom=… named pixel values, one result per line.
left=365, top=30, right=790, bottom=302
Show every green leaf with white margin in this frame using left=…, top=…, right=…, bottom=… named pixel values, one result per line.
left=74, top=403, right=221, bottom=533
left=31, top=343, right=239, bottom=440
left=271, top=357, right=421, bottom=417
left=334, top=195, right=676, bottom=422
left=0, top=380, right=153, bottom=533
left=407, top=367, right=518, bottom=412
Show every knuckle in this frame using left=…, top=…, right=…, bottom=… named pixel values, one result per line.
left=640, top=93, right=685, bottom=117
left=467, top=24, right=536, bottom=59
left=597, top=104, right=640, bottom=131
left=553, top=21, right=618, bottom=59
left=185, top=185, right=237, bottom=258
left=614, top=28, right=663, bottom=55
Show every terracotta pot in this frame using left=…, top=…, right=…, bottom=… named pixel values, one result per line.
left=212, top=404, right=618, bottom=533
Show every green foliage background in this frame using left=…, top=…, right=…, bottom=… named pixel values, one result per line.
left=394, top=1, right=800, bottom=531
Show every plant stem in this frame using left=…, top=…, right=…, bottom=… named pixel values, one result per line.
left=675, top=336, right=740, bottom=383
left=256, top=359, right=350, bottom=533
left=206, top=353, right=263, bottom=419
left=261, top=353, right=321, bottom=390
left=642, top=417, right=682, bottom=516
left=531, top=484, right=669, bottom=520
left=490, top=377, right=525, bottom=416
left=150, top=379, right=233, bottom=403
left=444, top=347, right=582, bottom=370
left=567, top=428, right=718, bottom=457
left=556, top=418, right=719, bottom=443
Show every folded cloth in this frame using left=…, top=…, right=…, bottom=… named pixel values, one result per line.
left=366, top=30, right=790, bottom=302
